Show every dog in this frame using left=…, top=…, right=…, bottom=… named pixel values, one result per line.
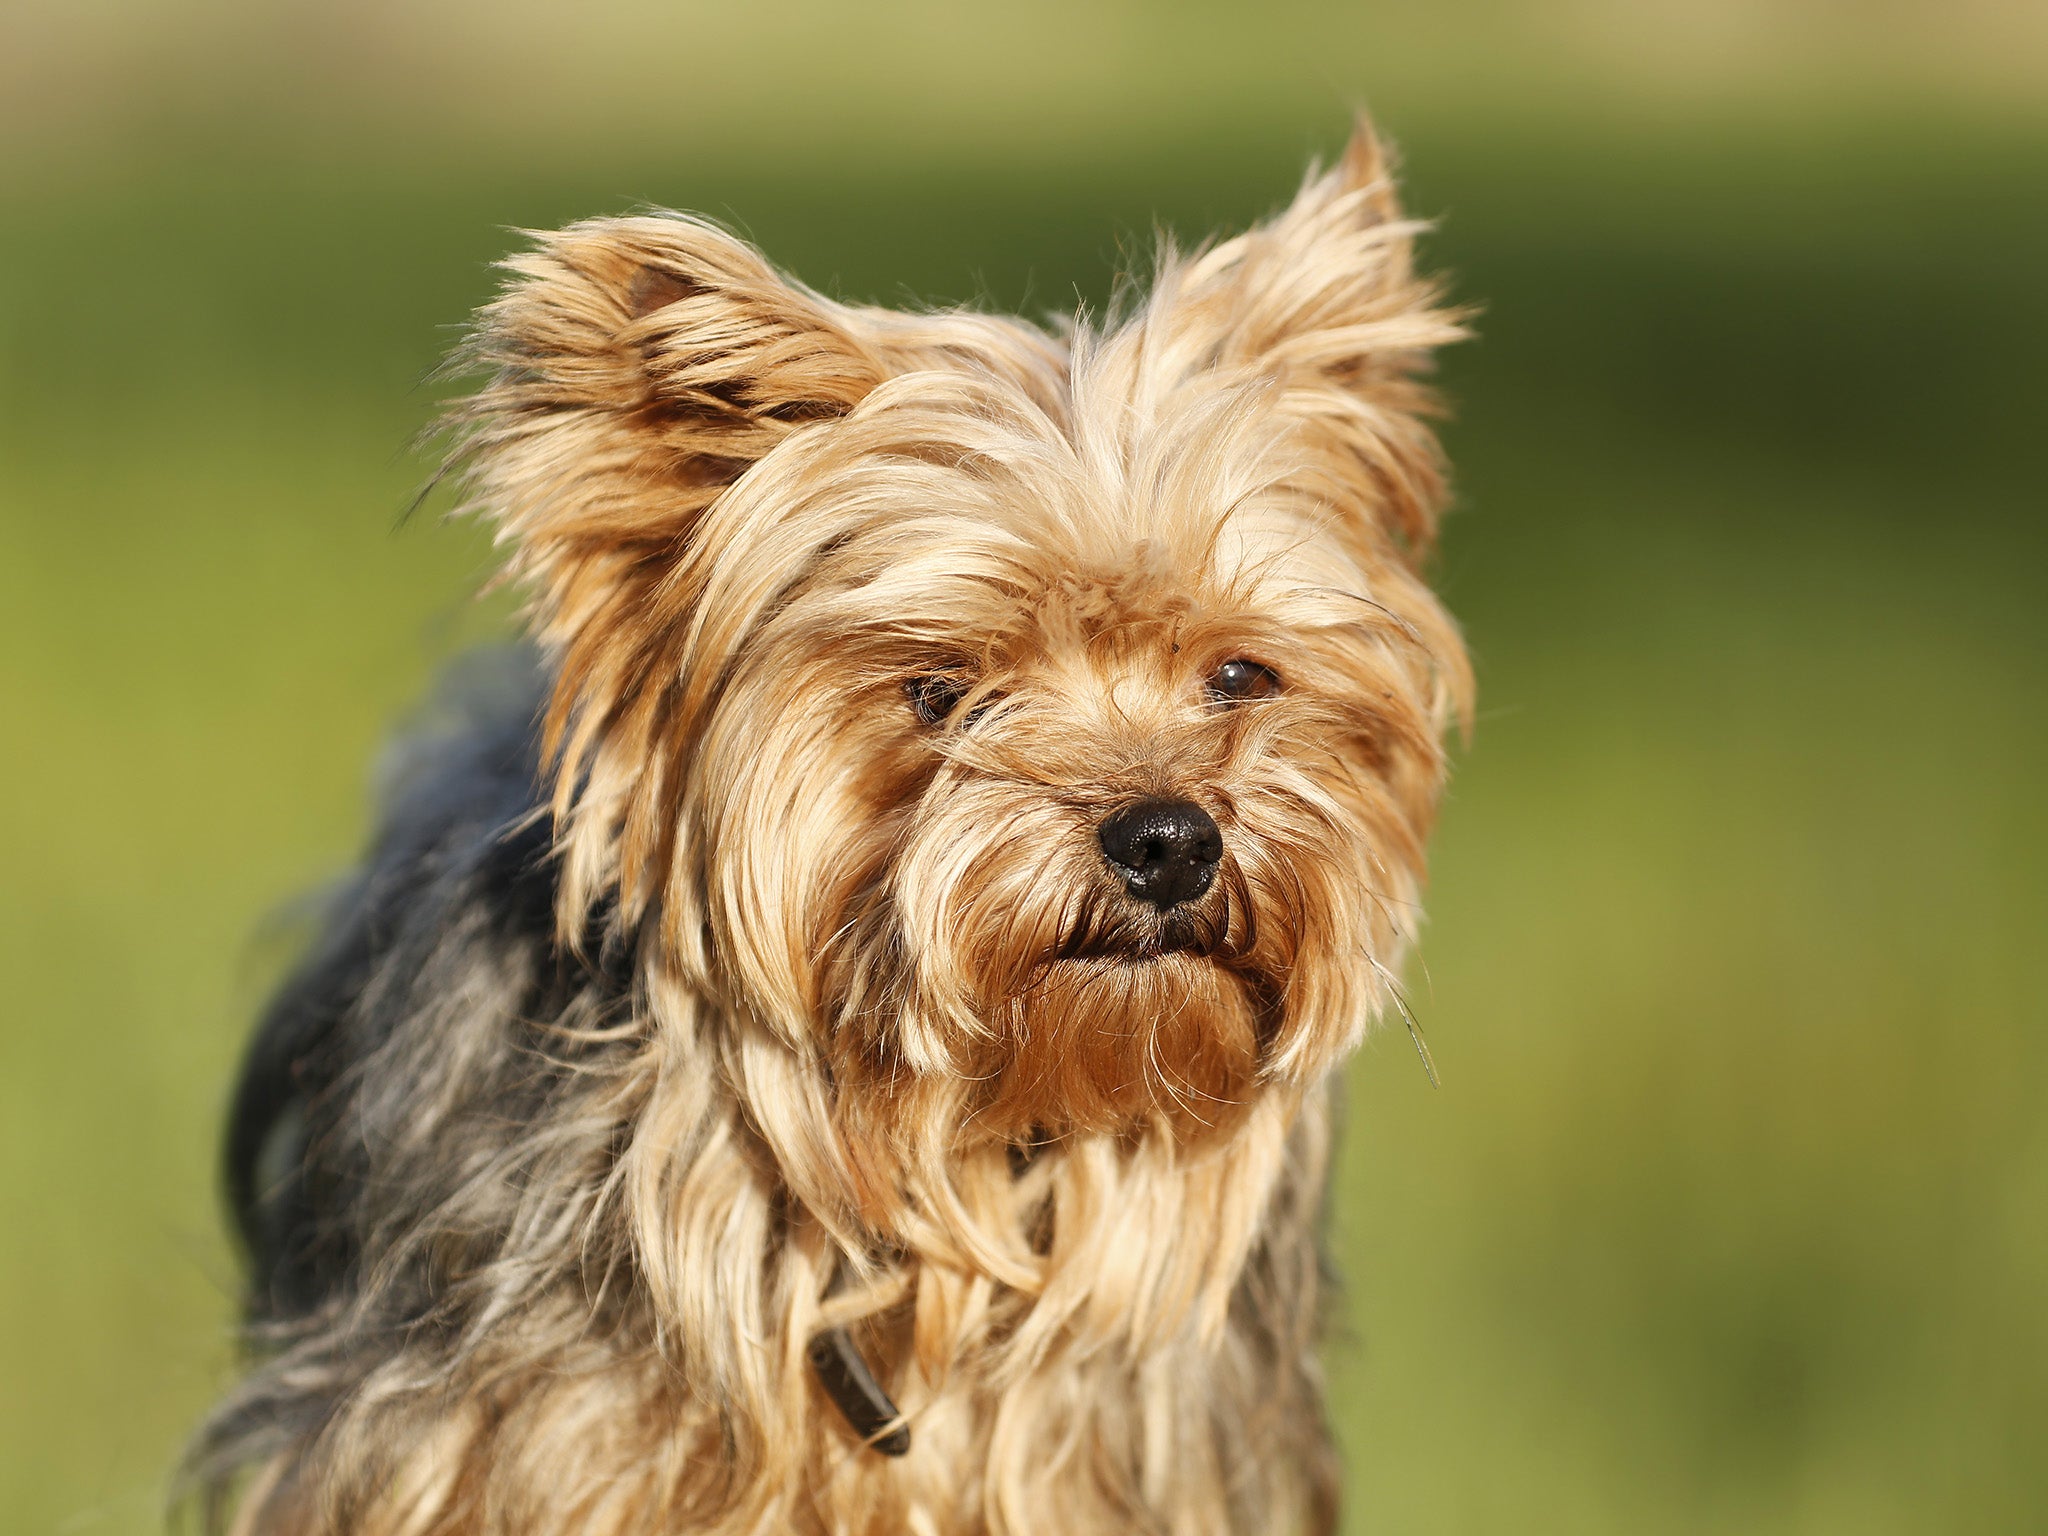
left=191, top=118, right=1472, bottom=1536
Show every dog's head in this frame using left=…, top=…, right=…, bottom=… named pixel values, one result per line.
left=450, top=124, right=1469, bottom=1172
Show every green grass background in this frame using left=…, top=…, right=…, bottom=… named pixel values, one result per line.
left=1, top=4, right=2043, bottom=1532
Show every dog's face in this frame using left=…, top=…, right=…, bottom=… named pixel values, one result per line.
left=453, top=128, right=1469, bottom=1162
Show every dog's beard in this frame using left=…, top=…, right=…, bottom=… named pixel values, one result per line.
left=973, top=949, right=1267, bottom=1140
left=821, top=795, right=1331, bottom=1148
left=952, top=856, right=1280, bottom=1140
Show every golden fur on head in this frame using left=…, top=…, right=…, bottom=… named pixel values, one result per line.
left=198, top=119, right=1472, bottom=1536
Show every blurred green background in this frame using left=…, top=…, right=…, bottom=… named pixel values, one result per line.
left=2, top=3, right=2042, bottom=1532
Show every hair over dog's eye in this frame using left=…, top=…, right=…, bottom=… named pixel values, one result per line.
left=906, top=673, right=971, bottom=726
left=1206, top=658, right=1282, bottom=705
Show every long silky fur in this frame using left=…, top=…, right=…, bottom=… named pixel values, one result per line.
left=191, top=121, right=1473, bottom=1536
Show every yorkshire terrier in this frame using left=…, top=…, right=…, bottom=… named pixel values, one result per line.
left=193, top=119, right=1472, bottom=1536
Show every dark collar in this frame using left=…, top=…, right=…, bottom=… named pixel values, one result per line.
left=808, top=1326, right=910, bottom=1456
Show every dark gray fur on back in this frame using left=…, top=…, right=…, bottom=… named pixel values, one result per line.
left=210, top=646, right=641, bottom=1468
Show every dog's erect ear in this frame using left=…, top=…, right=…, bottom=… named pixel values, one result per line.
left=1132, top=118, right=1469, bottom=552
left=448, top=214, right=891, bottom=630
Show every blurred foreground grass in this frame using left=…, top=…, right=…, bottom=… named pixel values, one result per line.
left=1, top=111, right=2043, bottom=1534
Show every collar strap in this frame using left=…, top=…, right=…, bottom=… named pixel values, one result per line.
left=807, top=1326, right=911, bottom=1456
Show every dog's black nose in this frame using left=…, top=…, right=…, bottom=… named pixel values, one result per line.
left=1098, top=799, right=1223, bottom=910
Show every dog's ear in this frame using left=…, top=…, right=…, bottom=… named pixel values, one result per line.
left=449, top=213, right=891, bottom=630
left=1134, top=117, right=1470, bottom=552
left=443, top=216, right=898, bottom=926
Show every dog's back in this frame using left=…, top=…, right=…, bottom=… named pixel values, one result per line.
left=223, top=650, right=603, bottom=1322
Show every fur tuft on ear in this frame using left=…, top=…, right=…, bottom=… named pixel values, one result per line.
left=1123, top=115, right=1471, bottom=553
left=448, top=214, right=891, bottom=579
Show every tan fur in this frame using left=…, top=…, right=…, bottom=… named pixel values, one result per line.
left=201, top=120, right=1472, bottom=1536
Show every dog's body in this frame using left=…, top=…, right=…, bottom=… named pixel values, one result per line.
left=195, top=124, right=1471, bottom=1536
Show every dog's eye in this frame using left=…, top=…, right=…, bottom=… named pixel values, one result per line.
left=906, top=674, right=971, bottom=726
left=1206, top=658, right=1282, bottom=705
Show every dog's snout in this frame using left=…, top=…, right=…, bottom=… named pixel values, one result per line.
left=1098, top=799, right=1222, bottom=910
